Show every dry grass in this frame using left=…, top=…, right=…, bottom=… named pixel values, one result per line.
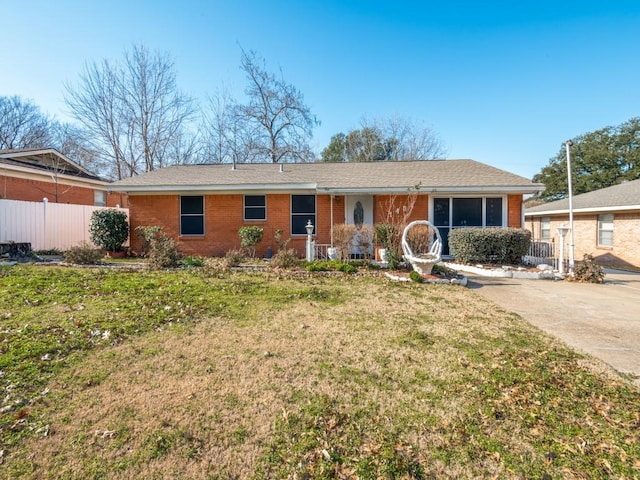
left=1, top=266, right=639, bottom=479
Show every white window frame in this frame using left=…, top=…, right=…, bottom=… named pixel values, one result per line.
left=94, top=190, right=107, bottom=207
left=540, top=217, right=551, bottom=241
left=597, top=213, right=614, bottom=247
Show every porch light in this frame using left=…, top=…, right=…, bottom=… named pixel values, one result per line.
left=305, top=220, right=314, bottom=236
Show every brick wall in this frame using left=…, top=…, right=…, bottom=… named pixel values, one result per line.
left=373, top=194, right=429, bottom=223
left=129, top=193, right=338, bottom=258
left=129, top=192, right=529, bottom=259
left=526, top=211, right=640, bottom=269
left=0, top=174, right=123, bottom=207
left=507, top=194, right=522, bottom=227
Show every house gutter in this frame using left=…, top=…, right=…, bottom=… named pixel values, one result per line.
left=112, top=183, right=319, bottom=194
left=525, top=204, right=640, bottom=216
left=317, top=185, right=545, bottom=195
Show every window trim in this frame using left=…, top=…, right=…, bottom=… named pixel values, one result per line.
left=94, top=190, right=107, bottom=207
left=290, top=194, right=316, bottom=236
left=429, top=195, right=507, bottom=255
left=540, top=216, right=551, bottom=241
left=180, top=195, right=205, bottom=237
left=597, top=213, right=614, bottom=247
left=430, top=195, right=507, bottom=228
left=244, top=195, right=267, bottom=221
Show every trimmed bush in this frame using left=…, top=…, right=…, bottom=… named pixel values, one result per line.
left=238, top=226, right=264, bottom=257
left=449, top=227, right=531, bottom=264
left=89, top=209, right=129, bottom=253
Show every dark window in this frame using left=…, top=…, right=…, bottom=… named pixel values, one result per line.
left=433, top=198, right=450, bottom=226
left=244, top=195, right=266, bottom=220
left=485, top=198, right=503, bottom=227
left=452, top=198, right=482, bottom=227
left=291, top=195, right=316, bottom=235
left=180, top=196, right=204, bottom=235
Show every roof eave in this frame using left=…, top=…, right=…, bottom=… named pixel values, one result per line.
left=525, top=204, right=640, bottom=216
left=0, top=162, right=109, bottom=186
left=110, top=183, right=319, bottom=194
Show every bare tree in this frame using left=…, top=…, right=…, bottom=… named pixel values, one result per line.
left=362, top=116, right=447, bottom=161
left=65, top=44, right=197, bottom=179
left=237, top=49, right=319, bottom=163
left=0, top=95, right=54, bottom=150
left=200, top=89, right=256, bottom=164
left=52, top=122, right=106, bottom=175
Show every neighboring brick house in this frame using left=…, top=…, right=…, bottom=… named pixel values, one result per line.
left=0, top=148, right=125, bottom=207
left=111, top=160, right=543, bottom=258
left=525, top=179, right=640, bottom=269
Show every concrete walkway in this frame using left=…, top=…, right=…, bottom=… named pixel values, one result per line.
left=466, top=269, right=640, bottom=387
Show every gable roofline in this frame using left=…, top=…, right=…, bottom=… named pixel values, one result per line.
left=0, top=148, right=97, bottom=179
left=0, top=161, right=110, bottom=188
left=525, top=178, right=640, bottom=215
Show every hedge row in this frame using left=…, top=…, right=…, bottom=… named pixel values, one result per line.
left=449, top=227, right=531, bottom=264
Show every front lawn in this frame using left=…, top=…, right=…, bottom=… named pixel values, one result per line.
left=0, top=264, right=638, bottom=479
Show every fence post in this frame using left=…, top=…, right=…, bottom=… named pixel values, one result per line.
left=42, top=197, right=49, bottom=252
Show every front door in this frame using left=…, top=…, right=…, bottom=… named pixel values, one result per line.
left=345, top=195, right=374, bottom=257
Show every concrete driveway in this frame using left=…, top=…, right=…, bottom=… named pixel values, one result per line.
left=466, top=269, right=640, bottom=387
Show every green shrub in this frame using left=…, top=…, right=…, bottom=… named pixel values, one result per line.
left=449, top=227, right=531, bottom=264
left=572, top=253, right=605, bottom=283
left=181, top=256, right=205, bottom=268
left=305, top=260, right=357, bottom=274
left=409, top=270, right=423, bottom=283
left=374, top=223, right=396, bottom=249
left=270, top=249, right=299, bottom=268
left=89, top=209, right=129, bottom=253
left=64, top=242, right=104, bottom=265
left=238, top=226, right=264, bottom=257
left=223, top=249, right=246, bottom=269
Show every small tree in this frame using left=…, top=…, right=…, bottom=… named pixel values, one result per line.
left=89, top=209, right=129, bottom=253
left=238, top=225, right=264, bottom=257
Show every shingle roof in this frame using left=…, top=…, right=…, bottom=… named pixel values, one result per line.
left=525, top=178, right=640, bottom=215
left=0, top=148, right=101, bottom=180
left=110, top=160, right=543, bottom=194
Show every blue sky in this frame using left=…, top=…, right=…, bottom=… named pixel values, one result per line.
left=4, top=1, right=640, bottom=179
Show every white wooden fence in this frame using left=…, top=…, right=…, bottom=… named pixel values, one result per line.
left=0, top=199, right=129, bottom=251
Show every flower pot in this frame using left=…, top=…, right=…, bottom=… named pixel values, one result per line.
left=327, top=247, right=339, bottom=260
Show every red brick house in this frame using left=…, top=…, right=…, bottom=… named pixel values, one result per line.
left=525, top=179, right=640, bottom=269
left=0, top=148, right=125, bottom=207
left=110, top=160, right=544, bottom=258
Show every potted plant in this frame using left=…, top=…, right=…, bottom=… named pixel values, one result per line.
left=89, top=209, right=129, bottom=257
